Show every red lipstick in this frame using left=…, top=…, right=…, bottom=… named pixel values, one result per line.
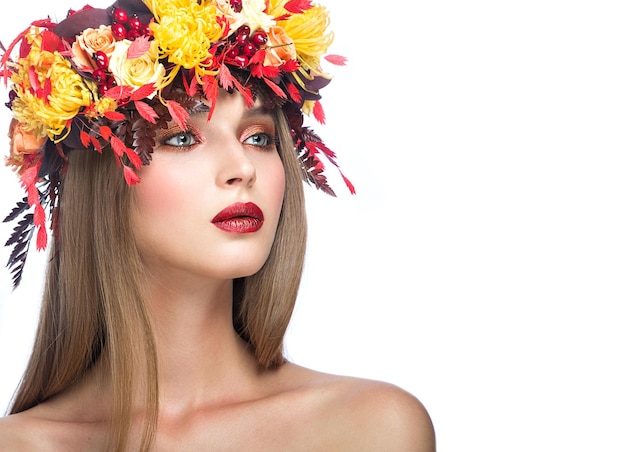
left=211, top=202, right=264, bottom=233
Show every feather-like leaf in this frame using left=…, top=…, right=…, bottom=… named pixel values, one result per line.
left=218, top=64, right=235, bottom=91
left=104, top=110, right=126, bottom=121
left=110, top=135, right=127, bottom=157
left=123, top=165, right=141, bottom=185
left=166, top=100, right=189, bottom=130
left=134, top=100, right=158, bottom=124
left=284, top=0, right=313, bottom=13
left=130, top=82, right=155, bottom=101
left=312, top=100, right=325, bottom=124
left=324, top=54, right=348, bottom=66
left=127, top=35, right=151, bottom=59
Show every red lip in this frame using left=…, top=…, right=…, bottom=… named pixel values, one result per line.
left=211, top=202, right=264, bottom=233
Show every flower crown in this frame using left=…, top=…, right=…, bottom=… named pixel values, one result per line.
left=1, top=0, right=353, bottom=288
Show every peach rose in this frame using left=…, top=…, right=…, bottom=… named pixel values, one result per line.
left=6, top=119, right=46, bottom=173
left=71, top=25, right=116, bottom=70
left=264, top=26, right=296, bottom=66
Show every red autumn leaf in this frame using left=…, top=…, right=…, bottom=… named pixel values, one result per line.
left=40, top=30, right=61, bottom=52
left=261, top=65, right=280, bottom=78
left=36, top=223, right=48, bottom=251
left=90, top=135, right=103, bottom=153
left=127, top=35, right=151, bottom=59
left=104, top=110, right=126, bottom=121
left=124, top=147, right=143, bottom=169
left=232, top=77, right=254, bottom=107
left=130, top=82, right=155, bottom=101
left=134, top=100, right=159, bottom=124
left=313, top=100, right=325, bottom=124
left=284, top=0, right=313, bottom=13
left=218, top=64, right=235, bottom=91
left=324, top=54, right=348, bottom=66
left=263, top=77, right=286, bottom=99
left=110, top=135, right=127, bottom=157
left=341, top=171, right=356, bottom=195
left=105, top=85, right=134, bottom=101
left=80, top=130, right=91, bottom=148
left=279, top=59, right=299, bottom=73
left=99, top=125, right=112, bottom=141
left=166, top=100, right=189, bottom=130
left=202, top=76, right=218, bottom=113
left=286, top=83, right=302, bottom=103
left=123, top=165, right=141, bottom=186
left=249, top=49, right=266, bottom=66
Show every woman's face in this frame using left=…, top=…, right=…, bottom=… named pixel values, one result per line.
left=131, top=90, right=286, bottom=284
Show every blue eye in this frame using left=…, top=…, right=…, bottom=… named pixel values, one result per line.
left=244, top=133, right=276, bottom=149
left=163, top=132, right=197, bottom=148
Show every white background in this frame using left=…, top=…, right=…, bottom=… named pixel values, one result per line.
left=1, top=1, right=625, bottom=451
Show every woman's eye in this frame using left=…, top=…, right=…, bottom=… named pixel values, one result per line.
left=163, top=132, right=197, bottom=148
left=243, top=133, right=276, bottom=149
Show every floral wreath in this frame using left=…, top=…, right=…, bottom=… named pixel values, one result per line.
left=1, top=0, right=354, bottom=288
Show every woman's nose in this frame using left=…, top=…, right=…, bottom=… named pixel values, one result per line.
left=215, top=139, right=257, bottom=188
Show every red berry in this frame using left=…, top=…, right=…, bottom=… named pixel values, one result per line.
left=251, top=31, right=268, bottom=47
left=232, top=55, right=248, bottom=67
left=231, top=0, right=242, bottom=12
left=128, top=16, right=143, bottom=31
left=93, top=51, right=109, bottom=69
left=127, top=29, right=141, bottom=41
left=241, top=42, right=256, bottom=57
left=225, top=47, right=240, bottom=59
left=111, top=23, right=127, bottom=40
left=113, top=7, right=129, bottom=24
left=92, top=69, right=107, bottom=84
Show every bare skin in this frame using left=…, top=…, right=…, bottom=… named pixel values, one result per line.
left=0, top=92, right=435, bottom=450
left=0, top=277, right=435, bottom=451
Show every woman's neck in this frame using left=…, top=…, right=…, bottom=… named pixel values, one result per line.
left=143, top=276, right=263, bottom=416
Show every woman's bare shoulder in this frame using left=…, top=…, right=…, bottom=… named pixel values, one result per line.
left=278, top=363, right=436, bottom=451
left=0, top=411, right=46, bottom=451
left=0, top=405, right=106, bottom=452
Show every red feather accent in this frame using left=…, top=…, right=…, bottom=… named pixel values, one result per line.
left=104, top=110, right=126, bottom=121
left=36, top=224, right=48, bottom=251
left=126, top=35, right=151, bottom=59
left=280, top=59, right=299, bottom=72
left=263, top=77, right=286, bottom=98
left=124, top=147, right=143, bottom=169
left=166, top=100, right=189, bottom=130
left=312, top=101, right=325, bottom=124
left=79, top=130, right=91, bottom=148
left=123, top=165, right=141, bottom=185
left=134, top=100, right=158, bottom=124
left=130, top=83, right=155, bottom=101
left=40, top=30, right=61, bottom=52
left=286, top=83, right=301, bottom=103
left=105, top=85, right=134, bottom=102
left=324, top=54, right=348, bottom=66
left=99, top=125, right=112, bottom=141
left=110, top=135, right=127, bottom=158
left=284, top=0, right=313, bottom=13
left=90, top=134, right=103, bottom=153
left=218, top=64, right=235, bottom=91
left=341, top=171, right=356, bottom=194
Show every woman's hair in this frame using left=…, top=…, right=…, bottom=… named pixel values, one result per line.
left=8, top=107, right=307, bottom=450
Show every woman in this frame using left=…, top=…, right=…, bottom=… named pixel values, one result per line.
left=0, top=0, right=435, bottom=449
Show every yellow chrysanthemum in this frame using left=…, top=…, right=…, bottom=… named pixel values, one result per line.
left=278, top=5, right=333, bottom=73
left=145, top=0, right=224, bottom=85
left=10, top=28, right=97, bottom=140
left=89, top=96, right=119, bottom=117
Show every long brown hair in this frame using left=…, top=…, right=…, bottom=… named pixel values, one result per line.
left=9, top=108, right=307, bottom=450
